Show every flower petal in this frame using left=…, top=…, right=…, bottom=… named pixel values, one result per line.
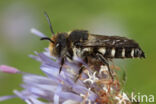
left=0, top=95, right=16, bottom=101
left=0, top=65, right=19, bottom=74
left=31, top=28, right=46, bottom=37
left=63, top=100, right=80, bottom=104
left=54, top=85, right=62, bottom=104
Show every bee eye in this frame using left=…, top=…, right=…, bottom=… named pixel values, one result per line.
left=56, top=43, right=60, bottom=48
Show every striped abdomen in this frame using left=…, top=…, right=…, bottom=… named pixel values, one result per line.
left=68, top=30, right=145, bottom=59
left=97, top=47, right=145, bottom=58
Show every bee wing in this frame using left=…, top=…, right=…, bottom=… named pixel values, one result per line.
left=81, top=34, right=139, bottom=48
left=81, top=34, right=145, bottom=58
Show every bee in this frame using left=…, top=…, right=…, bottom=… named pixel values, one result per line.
left=41, top=12, right=145, bottom=81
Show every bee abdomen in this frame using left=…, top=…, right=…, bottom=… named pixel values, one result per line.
left=98, top=47, right=145, bottom=58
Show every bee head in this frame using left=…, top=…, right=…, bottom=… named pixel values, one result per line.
left=53, top=33, right=68, bottom=57
left=40, top=33, right=68, bottom=57
left=40, top=11, right=68, bottom=57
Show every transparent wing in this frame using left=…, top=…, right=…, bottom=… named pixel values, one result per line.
left=81, top=34, right=139, bottom=48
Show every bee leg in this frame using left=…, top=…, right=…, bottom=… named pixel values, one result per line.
left=59, top=58, right=65, bottom=74
left=75, top=65, right=85, bottom=82
left=96, top=53, right=114, bottom=81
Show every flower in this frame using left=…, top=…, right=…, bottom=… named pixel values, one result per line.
left=83, top=71, right=99, bottom=84
left=115, top=92, right=130, bottom=104
left=0, top=28, right=132, bottom=104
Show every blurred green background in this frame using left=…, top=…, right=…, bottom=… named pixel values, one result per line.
left=0, top=0, right=155, bottom=104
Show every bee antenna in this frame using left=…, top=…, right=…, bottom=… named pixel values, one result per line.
left=44, top=11, right=55, bottom=35
left=40, top=37, right=55, bottom=44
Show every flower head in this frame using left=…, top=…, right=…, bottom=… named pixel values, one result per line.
left=0, top=28, right=132, bottom=104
